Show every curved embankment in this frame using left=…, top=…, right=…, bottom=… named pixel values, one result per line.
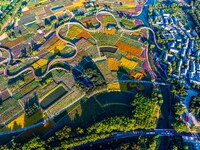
left=1, top=10, right=160, bottom=79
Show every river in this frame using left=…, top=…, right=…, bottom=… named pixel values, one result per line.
left=132, top=0, right=157, bottom=27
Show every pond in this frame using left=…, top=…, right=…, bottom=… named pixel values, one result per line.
left=132, top=0, right=157, bottom=27
left=100, top=47, right=117, bottom=53
left=51, top=5, right=64, bottom=11
left=40, top=86, right=68, bottom=109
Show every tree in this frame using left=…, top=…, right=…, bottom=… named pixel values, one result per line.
left=174, top=103, right=186, bottom=115
left=150, top=44, right=155, bottom=50
left=22, top=137, right=45, bottom=149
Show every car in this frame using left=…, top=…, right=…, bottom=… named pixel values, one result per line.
left=185, top=116, right=189, bottom=122
left=165, top=130, right=176, bottom=134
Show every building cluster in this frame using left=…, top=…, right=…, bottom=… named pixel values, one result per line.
left=152, top=9, right=200, bottom=85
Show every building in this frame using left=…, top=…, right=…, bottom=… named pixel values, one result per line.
left=196, top=71, right=200, bottom=81
left=190, top=61, right=196, bottom=73
left=172, top=16, right=177, bottom=24
left=169, top=48, right=179, bottom=54
left=180, top=48, right=186, bottom=57
left=181, top=68, right=187, bottom=76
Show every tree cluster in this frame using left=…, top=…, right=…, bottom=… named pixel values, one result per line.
left=189, top=95, right=200, bottom=121
left=75, top=67, right=105, bottom=94
left=24, top=94, right=39, bottom=117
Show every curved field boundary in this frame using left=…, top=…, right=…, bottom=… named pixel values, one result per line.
left=2, top=44, right=77, bottom=79
left=1, top=10, right=160, bottom=79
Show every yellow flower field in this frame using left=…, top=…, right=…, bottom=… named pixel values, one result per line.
left=67, top=25, right=83, bottom=39
left=107, top=82, right=121, bottom=91
left=104, top=28, right=116, bottom=35
left=130, top=72, right=144, bottom=80
left=102, top=15, right=116, bottom=26
left=120, top=57, right=138, bottom=71
left=67, top=0, right=85, bottom=10
left=107, top=82, right=127, bottom=91
left=0, top=110, right=45, bottom=132
left=32, top=59, right=48, bottom=69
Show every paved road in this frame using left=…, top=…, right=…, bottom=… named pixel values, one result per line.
left=111, top=79, right=171, bottom=86
left=74, top=129, right=200, bottom=149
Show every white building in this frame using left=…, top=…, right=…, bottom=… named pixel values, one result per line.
left=169, top=48, right=179, bottom=54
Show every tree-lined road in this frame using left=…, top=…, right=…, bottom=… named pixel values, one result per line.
left=74, top=129, right=200, bottom=149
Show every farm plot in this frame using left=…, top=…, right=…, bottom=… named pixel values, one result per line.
left=120, top=18, right=136, bottom=29
left=95, top=59, right=118, bottom=83
left=107, top=82, right=128, bottom=91
left=85, top=45, right=99, bottom=58
left=37, top=81, right=57, bottom=99
left=32, top=59, right=48, bottom=69
left=66, top=25, right=83, bottom=40
left=0, top=98, right=22, bottom=122
left=0, top=98, right=17, bottom=115
left=115, top=40, right=142, bottom=57
left=0, top=89, right=11, bottom=101
left=91, top=32, right=119, bottom=46
left=0, top=110, right=46, bottom=132
left=119, top=36, right=142, bottom=48
left=46, top=87, right=84, bottom=117
left=23, top=73, right=35, bottom=85
left=20, top=81, right=38, bottom=95
left=40, top=84, right=68, bottom=109
left=0, top=103, right=23, bottom=125
left=107, top=58, right=120, bottom=71
left=102, top=15, right=117, bottom=26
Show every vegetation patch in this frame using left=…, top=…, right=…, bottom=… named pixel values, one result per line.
left=0, top=110, right=45, bottom=132
left=40, top=83, right=68, bottom=109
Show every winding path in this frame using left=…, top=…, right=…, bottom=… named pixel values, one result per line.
left=1, top=10, right=161, bottom=79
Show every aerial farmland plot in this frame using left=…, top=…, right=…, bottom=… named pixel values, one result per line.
left=0, top=0, right=199, bottom=149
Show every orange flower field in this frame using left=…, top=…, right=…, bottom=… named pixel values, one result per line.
left=76, top=30, right=92, bottom=39
left=115, top=40, right=142, bottom=57
left=107, top=58, right=120, bottom=71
